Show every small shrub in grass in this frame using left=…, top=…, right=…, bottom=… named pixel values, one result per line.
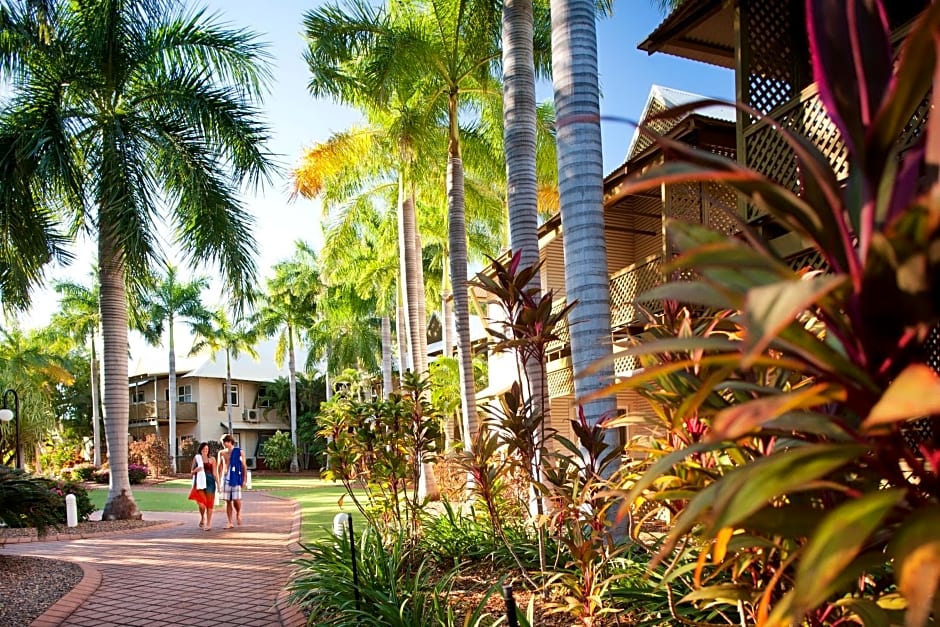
left=69, top=463, right=96, bottom=482
left=128, top=463, right=149, bottom=484
left=287, top=523, right=497, bottom=626
left=260, top=431, right=295, bottom=472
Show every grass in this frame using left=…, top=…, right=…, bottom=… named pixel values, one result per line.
left=91, top=475, right=359, bottom=541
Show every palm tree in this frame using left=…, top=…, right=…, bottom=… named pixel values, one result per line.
left=549, top=0, right=618, bottom=451
left=0, top=1, right=273, bottom=518
left=138, top=266, right=210, bottom=473
left=257, top=242, right=320, bottom=473
left=51, top=278, right=103, bottom=466
left=191, top=309, right=258, bottom=436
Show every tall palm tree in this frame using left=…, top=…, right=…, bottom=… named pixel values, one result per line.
left=0, top=1, right=273, bottom=518
left=549, top=0, right=618, bottom=451
left=191, top=309, right=258, bottom=436
left=138, top=266, right=210, bottom=473
left=257, top=242, right=320, bottom=473
left=51, top=278, right=103, bottom=466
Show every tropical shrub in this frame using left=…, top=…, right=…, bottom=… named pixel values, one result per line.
left=287, top=523, right=497, bottom=627
left=38, top=443, right=83, bottom=476
left=260, top=430, right=295, bottom=472
left=93, top=463, right=109, bottom=484
left=319, top=370, right=440, bottom=540
left=0, top=468, right=94, bottom=534
left=127, top=463, right=148, bottom=485
left=608, top=1, right=940, bottom=625
left=129, top=434, right=171, bottom=477
left=68, top=462, right=97, bottom=482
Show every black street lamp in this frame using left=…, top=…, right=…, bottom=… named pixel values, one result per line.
left=0, top=388, right=20, bottom=470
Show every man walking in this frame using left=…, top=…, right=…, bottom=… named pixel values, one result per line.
left=218, top=434, right=247, bottom=528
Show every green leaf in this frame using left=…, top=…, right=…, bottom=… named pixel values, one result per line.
left=777, top=490, right=905, bottom=624
left=888, top=506, right=940, bottom=627
left=763, top=411, right=856, bottom=441
left=834, top=597, right=892, bottom=627
left=706, top=444, right=868, bottom=534
left=741, top=275, right=847, bottom=365
left=680, top=584, right=751, bottom=604
left=862, top=363, right=940, bottom=431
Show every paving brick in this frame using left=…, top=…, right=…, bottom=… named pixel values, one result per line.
left=8, top=491, right=303, bottom=626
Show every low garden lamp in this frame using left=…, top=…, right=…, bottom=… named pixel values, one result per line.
left=0, top=388, right=20, bottom=470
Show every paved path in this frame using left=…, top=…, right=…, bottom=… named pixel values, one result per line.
left=5, top=491, right=305, bottom=627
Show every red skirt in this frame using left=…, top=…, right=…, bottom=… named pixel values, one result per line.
left=188, top=486, right=214, bottom=508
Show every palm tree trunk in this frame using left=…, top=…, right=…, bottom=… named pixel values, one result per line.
left=90, top=335, right=101, bottom=467
left=403, top=186, right=428, bottom=375
left=99, top=231, right=140, bottom=520
left=396, top=285, right=411, bottom=372
left=441, top=257, right=453, bottom=358
left=168, top=316, right=178, bottom=474
left=397, top=176, right=415, bottom=374
left=447, top=96, right=480, bottom=446
left=503, top=0, right=549, bottom=476
left=550, top=0, right=619, bottom=458
left=288, top=327, right=300, bottom=472
left=226, top=351, right=233, bottom=434
left=381, top=315, right=393, bottom=397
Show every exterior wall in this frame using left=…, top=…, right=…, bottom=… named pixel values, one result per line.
left=129, top=374, right=289, bottom=471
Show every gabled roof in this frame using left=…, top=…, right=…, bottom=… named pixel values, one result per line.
left=625, top=84, right=735, bottom=161
left=638, top=0, right=734, bottom=68
left=129, top=338, right=309, bottom=383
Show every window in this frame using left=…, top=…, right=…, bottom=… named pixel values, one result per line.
left=257, top=384, right=271, bottom=408
left=131, top=390, right=145, bottom=403
left=222, top=383, right=239, bottom=407
left=177, top=385, right=193, bottom=403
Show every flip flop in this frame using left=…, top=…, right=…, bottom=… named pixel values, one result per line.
left=224, top=524, right=234, bottom=529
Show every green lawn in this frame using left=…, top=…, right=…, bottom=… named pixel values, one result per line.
left=91, top=476, right=359, bottom=541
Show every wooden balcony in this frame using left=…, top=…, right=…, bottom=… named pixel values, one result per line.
left=129, top=401, right=197, bottom=422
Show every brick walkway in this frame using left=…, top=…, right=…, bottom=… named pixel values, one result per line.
left=5, top=491, right=305, bottom=627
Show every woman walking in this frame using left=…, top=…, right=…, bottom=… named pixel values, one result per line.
left=188, top=442, right=218, bottom=530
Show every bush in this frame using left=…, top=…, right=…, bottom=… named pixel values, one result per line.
left=129, top=434, right=170, bottom=477
left=261, top=431, right=295, bottom=472
left=127, top=463, right=148, bottom=484
left=38, top=444, right=83, bottom=477
left=0, top=467, right=95, bottom=534
left=68, top=463, right=97, bottom=482
left=93, top=464, right=109, bottom=484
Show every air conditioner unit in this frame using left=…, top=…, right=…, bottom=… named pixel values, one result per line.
left=245, top=457, right=257, bottom=470
left=243, top=408, right=260, bottom=422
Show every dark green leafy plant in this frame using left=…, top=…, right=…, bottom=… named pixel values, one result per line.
left=607, top=1, right=940, bottom=625
left=260, top=430, right=296, bottom=472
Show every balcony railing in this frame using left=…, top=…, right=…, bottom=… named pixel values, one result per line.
left=129, top=401, right=197, bottom=422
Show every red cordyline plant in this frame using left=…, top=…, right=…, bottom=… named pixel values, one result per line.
left=603, top=1, right=940, bottom=625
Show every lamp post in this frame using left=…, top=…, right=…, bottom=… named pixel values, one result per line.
left=0, top=388, right=20, bottom=470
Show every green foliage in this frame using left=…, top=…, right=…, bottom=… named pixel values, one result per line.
left=67, top=463, right=96, bottom=482
left=288, top=523, right=497, bottom=627
left=0, top=467, right=94, bottom=534
left=38, top=442, right=83, bottom=475
left=608, top=2, right=940, bottom=625
left=319, top=370, right=440, bottom=540
left=261, top=431, right=296, bottom=472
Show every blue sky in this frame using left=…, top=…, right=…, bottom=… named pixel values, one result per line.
left=25, top=0, right=732, bottom=335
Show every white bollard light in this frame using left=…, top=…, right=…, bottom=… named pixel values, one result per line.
left=65, top=493, right=78, bottom=528
left=332, top=512, right=351, bottom=538
left=245, top=469, right=252, bottom=490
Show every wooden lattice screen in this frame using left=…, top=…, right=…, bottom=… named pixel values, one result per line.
left=609, top=256, right=663, bottom=329
left=546, top=365, right=573, bottom=398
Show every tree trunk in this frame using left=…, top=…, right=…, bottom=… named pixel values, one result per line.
left=226, top=351, right=233, bottom=434
left=396, top=177, right=414, bottom=374
left=550, top=0, right=619, bottom=459
left=396, top=286, right=411, bottom=373
left=90, top=335, right=101, bottom=467
left=503, top=0, right=549, bottom=461
left=168, top=315, right=178, bottom=473
left=99, top=230, right=140, bottom=519
left=403, top=187, right=428, bottom=375
left=441, top=257, right=453, bottom=358
left=288, top=326, right=300, bottom=472
left=447, top=94, right=480, bottom=446
left=381, top=315, right=393, bottom=397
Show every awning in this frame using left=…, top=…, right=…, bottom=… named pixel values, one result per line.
left=219, top=421, right=289, bottom=432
